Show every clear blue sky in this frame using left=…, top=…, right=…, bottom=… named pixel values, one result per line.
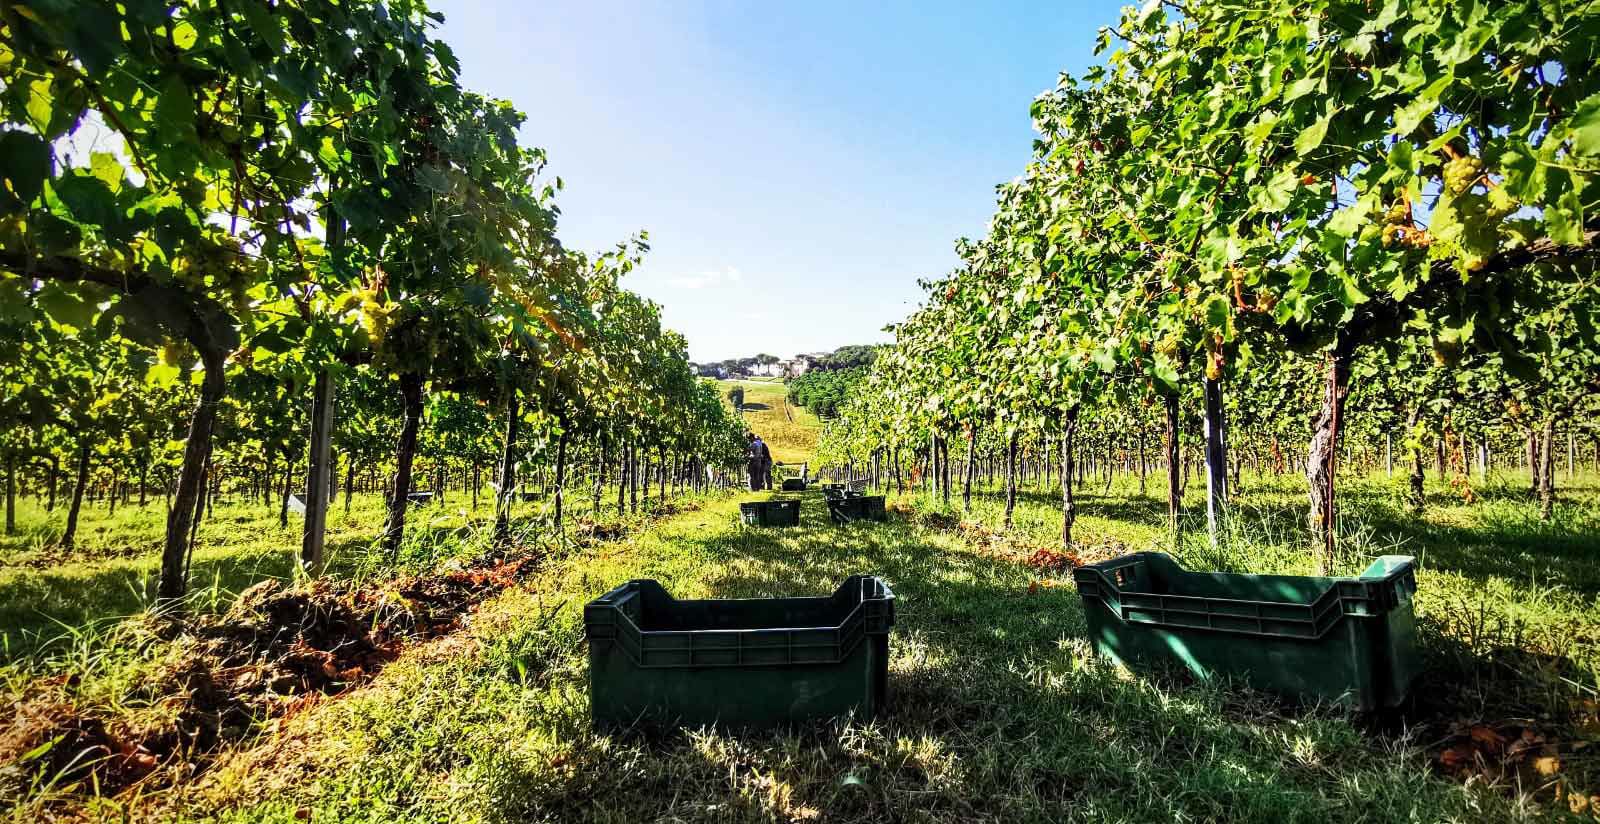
left=432, top=0, right=1127, bottom=362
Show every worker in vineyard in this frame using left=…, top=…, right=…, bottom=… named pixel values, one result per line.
left=746, top=432, right=773, bottom=490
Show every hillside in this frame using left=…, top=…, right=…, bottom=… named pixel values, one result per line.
left=718, top=378, right=821, bottom=465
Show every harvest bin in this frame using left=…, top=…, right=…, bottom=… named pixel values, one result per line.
left=827, top=495, right=887, bottom=524
left=585, top=576, right=896, bottom=729
left=781, top=478, right=807, bottom=492
left=1073, top=553, right=1420, bottom=711
left=739, top=500, right=800, bottom=526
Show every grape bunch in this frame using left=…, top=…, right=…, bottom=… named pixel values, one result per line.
left=1379, top=199, right=1432, bottom=249
left=335, top=289, right=395, bottom=345
left=1443, top=155, right=1484, bottom=195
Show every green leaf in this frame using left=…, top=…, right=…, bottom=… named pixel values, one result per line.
left=144, top=362, right=182, bottom=388
left=1293, top=113, right=1332, bottom=156
left=1571, top=92, right=1600, bottom=157
left=1546, top=176, right=1584, bottom=246
left=62, top=12, right=125, bottom=75
left=1339, top=278, right=1369, bottom=308
left=1284, top=76, right=1322, bottom=102
left=1500, top=141, right=1541, bottom=200
left=1391, top=76, right=1450, bottom=136
left=1203, top=294, right=1231, bottom=331
left=238, top=1, right=286, bottom=53
left=154, top=75, right=197, bottom=137
left=1440, top=4, right=1496, bottom=66
left=37, top=286, right=95, bottom=330
left=1326, top=204, right=1365, bottom=237
left=0, top=130, right=51, bottom=208
left=1384, top=141, right=1414, bottom=182
left=415, top=164, right=452, bottom=193
left=1244, top=111, right=1281, bottom=149
left=53, top=175, right=120, bottom=230
left=1256, top=168, right=1298, bottom=213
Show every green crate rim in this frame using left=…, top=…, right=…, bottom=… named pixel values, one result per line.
left=1072, top=552, right=1416, bottom=641
left=586, top=577, right=895, bottom=669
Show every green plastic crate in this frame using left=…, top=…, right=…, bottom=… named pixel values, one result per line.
left=585, top=576, right=896, bottom=729
left=1073, top=553, right=1420, bottom=711
left=739, top=499, right=800, bottom=526
left=826, top=495, right=886, bottom=524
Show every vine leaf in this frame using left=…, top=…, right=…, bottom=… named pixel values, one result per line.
left=0, top=130, right=50, bottom=210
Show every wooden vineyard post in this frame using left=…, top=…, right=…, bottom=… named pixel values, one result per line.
left=300, top=370, right=336, bottom=577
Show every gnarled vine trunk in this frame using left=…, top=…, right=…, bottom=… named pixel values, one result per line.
left=593, top=433, right=607, bottom=517
left=963, top=427, right=976, bottom=512
left=278, top=458, right=291, bottom=529
left=1407, top=409, right=1426, bottom=515
left=1539, top=417, right=1556, bottom=520
left=1163, top=390, right=1181, bottom=533
left=1003, top=430, right=1019, bottom=530
left=345, top=457, right=356, bottom=515
left=1305, top=346, right=1352, bottom=572
left=159, top=339, right=226, bottom=605
left=383, top=372, right=425, bottom=554
left=4, top=452, right=15, bottom=536
left=1527, top=429, right=1541, bottom=496
left=1060, top=407, right=1079, bottom=548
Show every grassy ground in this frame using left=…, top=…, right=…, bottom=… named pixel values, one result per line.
left=720, top=379, right=820, bottom=465
left=44, top=477, right=1583, bottom=823
left=0, top=491, right=579, bottom=659
left=4, top=459, right=1597, bottom=822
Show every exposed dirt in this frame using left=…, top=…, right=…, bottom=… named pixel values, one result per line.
left=1, top=551, right=538, bottom=806
left=896, top=502, right=1125, bottom=578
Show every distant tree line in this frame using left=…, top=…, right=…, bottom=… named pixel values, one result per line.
left=695, top=354, right=779, bottom=378
left=787, top=367, right=868, bottom=419
left=809, top=345, right=881, bottom=372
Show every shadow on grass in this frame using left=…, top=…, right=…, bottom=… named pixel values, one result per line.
left=530, top=492, right=1502, bottom=823
left=969, top=480, right=1600, bottom=598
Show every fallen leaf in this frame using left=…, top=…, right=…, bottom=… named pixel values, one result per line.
left=1469, top=725, right=1508, bottom=751
left=1439, top=745, right=1476, bottom=769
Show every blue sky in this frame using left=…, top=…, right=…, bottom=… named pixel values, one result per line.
left=432, top=0, right=1128, bottom=362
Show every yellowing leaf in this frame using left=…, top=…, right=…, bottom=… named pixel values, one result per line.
left=90, top=151, right=123, bottom=192
left=26, top=77, right=52, bottom=130
left=171, top=20, right=199, bottom=50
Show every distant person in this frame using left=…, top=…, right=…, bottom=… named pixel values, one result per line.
left=746, top=433, right=773, bottom=490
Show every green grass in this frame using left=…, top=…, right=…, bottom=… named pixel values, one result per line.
left=0, top=494, right=497, bottom=658
left=720, top=379, right=821, bottom=465
left=68, top=475, right=1588, bottom=824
